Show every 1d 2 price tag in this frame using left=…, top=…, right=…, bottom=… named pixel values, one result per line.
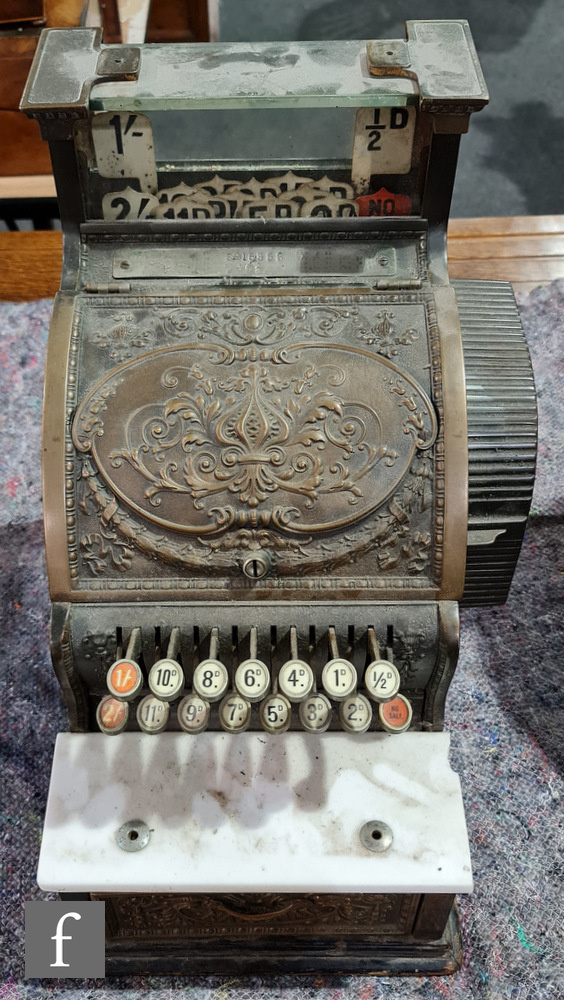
left=352, top=106, right=416, bottom=191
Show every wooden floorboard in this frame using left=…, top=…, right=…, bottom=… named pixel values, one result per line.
left=448, top=215, right=564, bottom=237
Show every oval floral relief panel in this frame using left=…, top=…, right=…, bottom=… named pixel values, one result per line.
left=73, top=342, right=437, bottom=571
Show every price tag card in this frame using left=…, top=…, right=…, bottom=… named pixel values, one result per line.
left=102, top=186, right=158, bottom=221
left=352, top=106, right=416, bottom=191
left=92, top=111, right=157, bottom=193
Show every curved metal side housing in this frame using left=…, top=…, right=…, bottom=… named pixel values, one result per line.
left=50, top=603, right=89, bottom=732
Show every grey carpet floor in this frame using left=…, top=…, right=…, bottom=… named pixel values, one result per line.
left=0, top=280, right=563, bottom=996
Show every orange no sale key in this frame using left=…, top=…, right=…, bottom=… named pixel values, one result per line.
left=379, top=694, right=413, bottom=734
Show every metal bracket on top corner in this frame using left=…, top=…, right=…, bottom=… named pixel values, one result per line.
left=366, top=40, right=417, bottom=82
left=96, top=46, right=141, bottom=82
left=20, top=27, right=141, bottom=139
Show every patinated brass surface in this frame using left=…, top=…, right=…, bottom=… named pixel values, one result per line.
left=24, top=22, right=537, bottom=977
left=100, top=892, right=422, bottom=939
left=44, top=250, right=467, bottom=604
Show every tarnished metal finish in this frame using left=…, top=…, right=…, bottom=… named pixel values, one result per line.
left=359, top=821, right=394, bottom=854
left=24, top=23, right=537, bottom=978
left=101, top=891, right=419, bottom=938
left=20, top=29, right=140, bottom=141
left=42, top=295, right=75, bottom=601
left=32, top=26, right=532, bottom=740
left=96, top=47, right=141, bottom=82
left=455, top=280, right=537, bottom=606
left=49, top=603, right=89, bottom=733
left=61, top=600, right=457, bottom=732
left=422, top=601, right=460, bottom=732
left=116, top=820, right=151, bottom=853
left=66, top=286, right=444, bottom=599
left=92, top=891, right=460, bottom=975
left=39, top=230, right=467, bottom=605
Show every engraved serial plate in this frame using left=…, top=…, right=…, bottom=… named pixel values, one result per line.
left=113, top=245, right=398, bottom=280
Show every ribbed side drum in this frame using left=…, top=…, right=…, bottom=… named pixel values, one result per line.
left=455, top=279, right=537, bottom=606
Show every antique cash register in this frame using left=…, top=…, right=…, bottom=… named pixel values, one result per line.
left=22, top=22, right=537, bottom=975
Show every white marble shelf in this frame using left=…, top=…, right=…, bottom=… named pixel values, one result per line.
left=38, top=731, right=473, bottom=895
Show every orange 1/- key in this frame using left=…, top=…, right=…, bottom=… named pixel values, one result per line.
left=96, top=696, right=129, bottom=735
left=379, top=693, right=413, bottom=733
left=355, top=188, right=412, bottom=217
left=106, top=658, right=143, bottom=700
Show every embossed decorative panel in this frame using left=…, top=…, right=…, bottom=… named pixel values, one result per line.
left=69, top=290, right=443, bottom=593
left=100, top=892, right=420, bottom=940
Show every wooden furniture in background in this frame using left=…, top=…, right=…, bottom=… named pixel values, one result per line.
left=0, top=0, right=84, bottom=176
left=0, top=216, right=562, bottom=301
left=98, top=0, right=122, bottom=43
left=446, top=215, right=564, bottom=294
left=145, top=0, right=210, bottom=42
left=1, top=1, right=44, bottom=22
left=0, top=1, right=211, bottom=184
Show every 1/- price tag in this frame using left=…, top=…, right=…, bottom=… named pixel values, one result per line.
left=92, top=111, right=158, bottom=193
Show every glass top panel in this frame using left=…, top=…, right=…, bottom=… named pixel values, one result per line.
left=90, top=41, right=418, bottom=111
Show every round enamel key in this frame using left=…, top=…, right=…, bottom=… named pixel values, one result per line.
left=192, top=627, right=229, bottom=702
left=363, top=628, right=401, bottom=703
left=218, top=693, right=252, bottom=733
left=299, top=692, right=332, bottom=733
left=278, top=627, right=314, bottom=703
left=339, top=692, right=373, bottom=733
left=235, top=626, right=271, bottom=703
left=321, top=627, right=358, bottom=701
left=137, top=694, right=170, bottom=733
left=105, top=627, right=143, bottom=702
left=178, top=694, right=210, bottom=734
left=260, top=694, right=292, bottom=733
left=379, top=693, right=413, bottom=734
left=97, top=696, right=129, bottom=735
left=148, top=627, right=184, bottom=702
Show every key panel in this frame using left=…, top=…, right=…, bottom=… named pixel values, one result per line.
left=53, top=601, right=459, bottom=735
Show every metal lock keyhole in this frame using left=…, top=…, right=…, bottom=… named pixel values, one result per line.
left=242, top=553, right=271, bottom=579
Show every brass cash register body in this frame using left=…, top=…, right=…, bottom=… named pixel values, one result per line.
left=21, top=22, right=536, bottom=975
